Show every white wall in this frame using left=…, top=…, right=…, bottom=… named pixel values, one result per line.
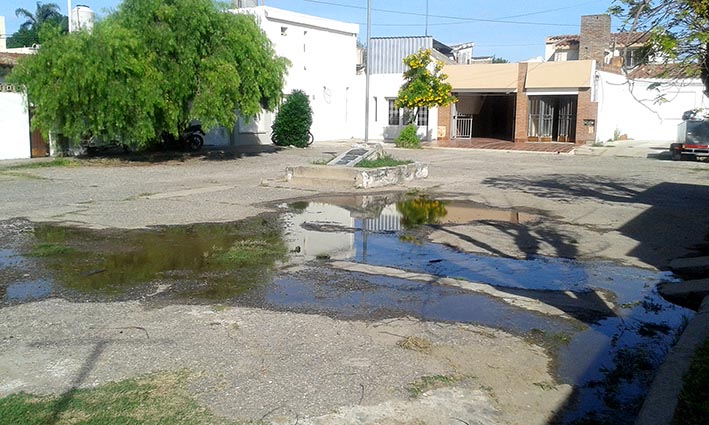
left=225, top=6, right=359, bottom=145
left=596, top=71, right=708, bottom=142
left=0, top=91, right=30, bottom=160
left=359, top=73, right=439, bottom=142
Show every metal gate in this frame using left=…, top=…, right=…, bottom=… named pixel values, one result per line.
left=455, top=115, right=473, bottom=139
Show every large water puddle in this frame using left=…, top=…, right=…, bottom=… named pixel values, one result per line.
left=0, top=194, right=693, bottom=424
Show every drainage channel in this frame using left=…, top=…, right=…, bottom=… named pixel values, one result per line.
left=0, top=194, right=694, bottom=424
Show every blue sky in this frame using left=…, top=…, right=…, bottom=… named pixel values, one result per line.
left=2, top=0, right=617, bottom=61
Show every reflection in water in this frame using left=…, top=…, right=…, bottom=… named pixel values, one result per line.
left=28, top=216, right=288, bottom=300
left=0, top=194, right=693, bottom=424
left=397, top=197, right=447, bottom=228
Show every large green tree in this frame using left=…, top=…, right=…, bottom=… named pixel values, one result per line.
left=9, top=0, right=289, bottom=149
left=610, top=0, right=709, bottom=95
left=8, top=2, right=67, bottom=48
left=395, top=49, right=456, bottom=124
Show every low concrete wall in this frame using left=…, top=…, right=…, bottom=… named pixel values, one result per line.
left=285, top=162, right=428, bottom=189
left=635, top=296, right=709, bottom=425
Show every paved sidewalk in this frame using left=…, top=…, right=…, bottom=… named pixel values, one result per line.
left=573, top=140, right=672, bottom=159
left=427, top=138, right=575, bottom=153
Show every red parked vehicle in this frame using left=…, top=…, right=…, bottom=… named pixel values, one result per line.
left=670, top=109, right=709, bottom=161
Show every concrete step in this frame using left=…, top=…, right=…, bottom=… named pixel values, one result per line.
left=669, top=256, right=709, bottom=276
left=659, top=278, right=709, bottom=311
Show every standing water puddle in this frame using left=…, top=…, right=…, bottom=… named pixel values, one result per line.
left=0, top=194, right=693, bottom=424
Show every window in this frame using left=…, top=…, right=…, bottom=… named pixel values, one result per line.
left=417, top=107, right=429, bottom=126
left=388, top=99, right=400, bottom=125
left=388, top=100, right=428, bottom=126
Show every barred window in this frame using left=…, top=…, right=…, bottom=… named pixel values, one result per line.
left=417, top=107, right=429, bottom=126
left=388, top=99, right=400, bottom=125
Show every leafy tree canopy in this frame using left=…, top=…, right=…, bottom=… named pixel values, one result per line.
left=395, top=49, right=456, bottom=123
left=609, top=0, right=709, bottom=94
left=8, top=2, right=67, bottom=48
left=9, top=0, right=289, bottom=149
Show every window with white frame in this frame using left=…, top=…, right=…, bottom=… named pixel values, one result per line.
left=387, top=99, right=429, bottom=126
left=388, top=99, right=400, bottom=125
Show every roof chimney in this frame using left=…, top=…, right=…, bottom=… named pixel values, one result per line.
left=579, top=14, right=610, bottom=65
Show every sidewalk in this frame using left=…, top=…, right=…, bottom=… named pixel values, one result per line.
left=573, top=140, right=672, bottom=159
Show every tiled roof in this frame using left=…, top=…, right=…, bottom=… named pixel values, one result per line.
left=546, top=35, right=580, bottom=42
left=612, top=32, right=651, bottom=46
left=628, top=63, right=698, bottom=79
left=546, top=32, right=650, bottom=47
left=0, top=52, right=27, bottom=67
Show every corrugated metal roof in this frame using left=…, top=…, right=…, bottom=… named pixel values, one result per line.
left=369, top=36, right=433, bottom=74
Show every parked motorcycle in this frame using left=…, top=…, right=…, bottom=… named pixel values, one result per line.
left=162, top=123, right=205, bottom=151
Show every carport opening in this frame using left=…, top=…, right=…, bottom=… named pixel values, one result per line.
left=452, top=93, right=515, bottom=141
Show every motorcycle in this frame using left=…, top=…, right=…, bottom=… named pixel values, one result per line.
left=162, top=123, right=205, bottom=151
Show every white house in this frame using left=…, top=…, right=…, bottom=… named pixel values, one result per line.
left=213, top=6, right=360, bottom=146
left=363, top=36, right=455, bottom=142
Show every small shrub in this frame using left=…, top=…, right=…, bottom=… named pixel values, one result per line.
left=395, top=124, right=421, bottom=148
left=272, top=90, right=313, bottom=148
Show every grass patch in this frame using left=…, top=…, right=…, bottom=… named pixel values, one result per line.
left=28, top=242, right=75, bottom=257
left=673, top=337, right=709, bottom=425
left=310, top=158, right=330, bottom=165
left=0, top=372, right=232, bottom=425
left=407, top=375, right=459, bottom=398
left=214, top=239, right=287, bottom=267
left=4, top=158, right=80, bottom=170
left=356, top=154, right=413, bottom=168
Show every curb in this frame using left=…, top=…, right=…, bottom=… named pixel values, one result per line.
left=635, top=295, right=709, bottom=425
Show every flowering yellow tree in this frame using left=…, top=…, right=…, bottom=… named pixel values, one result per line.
left=395, top=49, right=457, bottom=124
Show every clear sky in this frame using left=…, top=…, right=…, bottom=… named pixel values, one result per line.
left=2, top=0, right=617, bottom=61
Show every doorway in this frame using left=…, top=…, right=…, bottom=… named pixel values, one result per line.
left=528, top=95, right=577, bottom=142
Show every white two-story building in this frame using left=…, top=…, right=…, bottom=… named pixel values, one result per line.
left=218, top=5, right=360, bottom=145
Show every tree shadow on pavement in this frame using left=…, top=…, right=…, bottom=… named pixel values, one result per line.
left=480, top=174, right=708, bottom=424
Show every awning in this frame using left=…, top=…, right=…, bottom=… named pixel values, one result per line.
left=525, top=60, right=594, bottom=89
left=443, top=64, right=519, bottom=93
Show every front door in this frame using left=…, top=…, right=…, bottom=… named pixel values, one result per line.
left=528, top=95, right=577, bottom=142
left=29, top=108, right=49, bottom=157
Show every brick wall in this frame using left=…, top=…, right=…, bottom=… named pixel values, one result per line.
left=514, top=63, right=529, bottom=143
left=575, top=88, right=598, bottom=144
left=438, top=104, right=452, bottom=139
left=580, top=14, right=610, bottom=64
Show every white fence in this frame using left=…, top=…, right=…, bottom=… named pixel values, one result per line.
left=0, top=90, right=30, bottom=160
left=596, top=71, right=708, bottom=142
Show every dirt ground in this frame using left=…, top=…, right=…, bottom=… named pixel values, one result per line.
left=1, top=142, right=708, bottom=424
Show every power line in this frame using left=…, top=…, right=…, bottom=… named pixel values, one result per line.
left=303, top=0, right=580, bottom=28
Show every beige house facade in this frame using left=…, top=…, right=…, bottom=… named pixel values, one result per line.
left=438, top=60, right=598, bottom=145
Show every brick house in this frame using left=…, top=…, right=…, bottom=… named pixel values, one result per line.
left=437, top=61, right=597, bottom=145
left=545, top=15, right=653, bottom=68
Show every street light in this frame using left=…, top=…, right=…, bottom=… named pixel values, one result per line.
left=364, top=0, right=371, bottom=143
left=67, top=0, right=72, bottom=32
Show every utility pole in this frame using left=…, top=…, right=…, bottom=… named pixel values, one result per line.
left=67, top=0, right=72, bottom=32
left=364, top=0, right=371, bottom=143
left=425, top=0, right=429, bottom=36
